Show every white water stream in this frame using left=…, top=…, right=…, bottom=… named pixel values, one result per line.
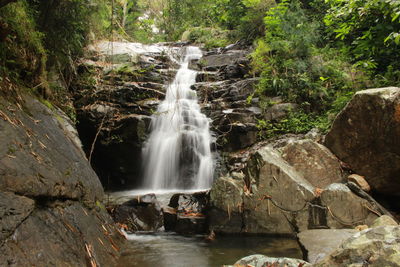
left=142, top=46, right=214, bottom=190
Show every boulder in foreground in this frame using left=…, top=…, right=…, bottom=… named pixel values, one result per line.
left=314, top=226, right=400, bottom=267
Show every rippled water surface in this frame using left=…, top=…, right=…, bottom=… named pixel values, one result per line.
left=117, top=233, right=302, bottom=267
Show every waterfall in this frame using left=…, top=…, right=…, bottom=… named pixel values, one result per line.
left=142, top=46, right=214, bottom=190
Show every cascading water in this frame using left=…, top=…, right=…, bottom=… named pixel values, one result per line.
left=142, top=46, right=214, bottom=190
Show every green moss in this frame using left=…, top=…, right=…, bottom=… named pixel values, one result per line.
left=95, top=200, right=106, bottom=211
left=0, top=1, right=47, bottom=87
left=39, top=98, right=54, bottom=110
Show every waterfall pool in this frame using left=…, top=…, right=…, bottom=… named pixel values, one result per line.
left=109, top=191, right=303, bottom=267
left=117, top=233, right=303, bottom=267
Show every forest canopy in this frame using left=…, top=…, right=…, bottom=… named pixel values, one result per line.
left=0, top=0, right=399, bottom=135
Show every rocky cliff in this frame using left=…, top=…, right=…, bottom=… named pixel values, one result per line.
left=0, top=91, right=123, bottom=266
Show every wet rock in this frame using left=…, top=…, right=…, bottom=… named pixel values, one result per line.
left=298, top=229, right=358, bottom=264
left=162, top=206, right=177, bottom=231
left=279, top=139, right=344, bottom=188
left=314, top=226, right=400, bottom=267
left=370, top=215, right=398, bottom=228
left=227, top=254, right=311, bottom=267
left=168, top=192, right=209, bottom=213
left=165, top=192, right=209, bottom=234
left=111, top=194, right=163, bottom=232
left=348, top=174, right=371, bottom=192
left=175, top=214, right=207, bottom=234
left=195, top=71, right=219, bottom=82
left=321, top=183, right=379, bottom=228
left=325, top=87, right=400, bottom=196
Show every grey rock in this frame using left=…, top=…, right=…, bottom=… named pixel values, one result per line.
left=298, top=229, right=358, bottom=264
left=209, top=176, right=245, bottom=233
left=265, top=103, right=298, bottom=121
left=0, top=94, right=123, bottom=266
left=325, top=87, right=400, bottom=196
left=0, top=192, right=35, bottom=245
left=314, top=226, right=400, bottom=267
left=166, top=191, right=209, bottom=234
left=244, top=146, right=315, bottom=234
left=370, top=215, right=398, bottom=228
left=0, top=202, right=123, bottom=267
left=200, top=51, right=247, bottom=69
left=0, top=96, right=103, bottom=202
left=228, top=254, right=311, bottom=267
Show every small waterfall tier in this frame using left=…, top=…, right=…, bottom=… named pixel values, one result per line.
left=142, top=46, right=214, bottom=190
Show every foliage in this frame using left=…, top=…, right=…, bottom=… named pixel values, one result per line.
left=158, top=0, right=275, bottom=43
left=0, top=1, right=46, bottom=87
left=182, top=27, right=230, bottom=49
left=251, top=0, right=368, bottom=115
left=257, top=111, right=330, bottom=139
left=324, top=0, right=400, bottom=84
left=28, top=0, right=109, bottom=74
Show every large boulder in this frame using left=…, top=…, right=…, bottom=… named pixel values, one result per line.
left=243, top=146, right=316, bottom=234
left=325, top=87, right=400, bottom=196
left=210, top=139, right=384, bottom=235
left=0, top=94, right=123, bottom=266
left=298, top=229, right=358, bottom=264
left=210, top=145, right=316, bottom=234
left=314, top=226, right=400, bottom=267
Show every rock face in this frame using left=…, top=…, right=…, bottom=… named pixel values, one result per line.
left=321, top=183, right=379, bottom=228
left=0, top=94, right=123, bottom=266
left=314, top=226, right=400, bottom=266
left=325, top=87, right=400, bottom=196
left=226, top=254, right=311, bottom=267
left=209, top=176, right=245, bottom=233
left=209, top=138, right=381, bottom=235
left=280, top=139, right=344, bottom=189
